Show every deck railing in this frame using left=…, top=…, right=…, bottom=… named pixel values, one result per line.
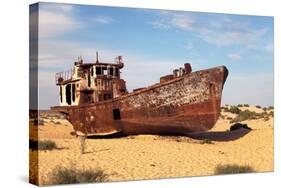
left=55, top=68, right=74, bottom=84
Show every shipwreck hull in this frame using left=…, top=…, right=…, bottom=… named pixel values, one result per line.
left=118, top=99, right=222, bottom=135
left=52, top=66, right=228, bottom=136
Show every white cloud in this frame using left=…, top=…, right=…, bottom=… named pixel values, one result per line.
left=39, top=4, right=81, bottom=38
left=148, top=20, right=170, bottom=29
left=149, top=13, right=268, bottom=48
left=41, top=3, right=73, bottom=13
left=92, top=16, right=114, bottom=24
left=38, top=4, right=114, bottom=39
left=59, top=4, right=73, bottom=13
left=39, top=40, right=123, bottom=70
left=246, top=43, right=258, bottom=49
left=170, top=14, right=194, bottom=30
left=148, top=12, right=194, bottom=30
left=198, top=28, right=267, bottom=47
left=265, top=42, right=274, bottom=53
left=227, top=53, right=242, bottom=61
left=185, top=42, right=194, bottom=50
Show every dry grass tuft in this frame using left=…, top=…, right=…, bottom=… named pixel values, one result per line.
left=215, top=164, right=254, bottom=174
left=200, top=139, right=213, bottom=144
left=29, top=140, right=57, bottom=151
left=49, top=165, right=107, bottom=185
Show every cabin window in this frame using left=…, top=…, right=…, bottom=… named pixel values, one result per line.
left=88, top=72, right=91, bottom=87
left=113, top=109, right=121, bottom=120
left=102, top=67, right=108, bottom=75
left=96, top=66, right=101, bottom=75
left=72, top=83, right=75, bottom=102
left=115, top=68, right=119, bottom=77
left=91, top=67, right=94, bottom=76
left=59, top=86, right=62, bottom=103
left=65, top=84, right=71, bottom=105
left=109, top=67, right=114, bottom=76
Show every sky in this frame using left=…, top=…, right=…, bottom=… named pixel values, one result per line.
left=31, top=2, right=274, bottom=109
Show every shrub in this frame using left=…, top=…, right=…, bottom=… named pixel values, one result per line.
left=220, top=107, right=227, bottom=112
left=263, top=116, right=270, bottom=121
left=269, top=111, right=274, bottom=117
left=49, top=166, right=107, bottom=185
left=226, top=117, right=233, bottom=121
left=255, top=105, right=261, bottom=109
left=262, top=107, right=267, bottom=111
left=243, top=104, right=250, bottom=107
left=256, top=111, right=267, bottom=119
left=237, top=104, right=243, bottom=107
left=29, top=140, right=57, bottom=151
left=54, top=115, right=62, bottom=119
left=229, top=123, right=251, bottom=131
left=201, top=139, right=213, bottom=144
left=54, top=115, right=66, bottom=119
left=268, top=106, right=274, bottom=110
left=38, top=140, right=57, bottom=150
left=262, top=111, right=268, bottom=115
left=55, top=121, right=61, bottom=124
left=215, top=164, right=254, bottom=174
left=228, top=106, right=240, bottom=114
left=33, top=118, right=44, bottom=126
left=230, top=110, right=258, bottom=123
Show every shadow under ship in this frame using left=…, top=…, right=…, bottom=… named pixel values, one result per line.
left=51, top=53, right=228, bottom=137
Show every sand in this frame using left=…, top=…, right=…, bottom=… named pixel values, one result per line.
left=30, top=106, right=274, bottom=185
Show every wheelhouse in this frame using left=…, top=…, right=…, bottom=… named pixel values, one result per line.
left=55, top=52, right=128, bottom=106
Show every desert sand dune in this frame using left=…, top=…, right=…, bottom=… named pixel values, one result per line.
left=29, top=106, right=274, bottom=185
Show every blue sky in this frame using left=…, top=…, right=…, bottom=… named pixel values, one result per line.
left=33, top=2, right=274, bottom=109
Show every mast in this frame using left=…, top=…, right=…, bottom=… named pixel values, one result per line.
left=96, top=51, right=99, bottom=64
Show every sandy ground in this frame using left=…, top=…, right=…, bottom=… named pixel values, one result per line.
left=29, top=106, right=274, bottom=185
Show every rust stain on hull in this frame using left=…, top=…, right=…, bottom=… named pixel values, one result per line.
left=51, top=55, right=228, bottom=137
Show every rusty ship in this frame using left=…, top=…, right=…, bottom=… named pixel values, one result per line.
left=51, top=53, right=228, bottom=137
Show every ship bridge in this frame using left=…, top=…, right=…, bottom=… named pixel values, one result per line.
left=55, top=52, right=127, bottom=106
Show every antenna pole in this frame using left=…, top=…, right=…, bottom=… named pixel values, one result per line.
left=96, top=51, right=99, bottom=63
